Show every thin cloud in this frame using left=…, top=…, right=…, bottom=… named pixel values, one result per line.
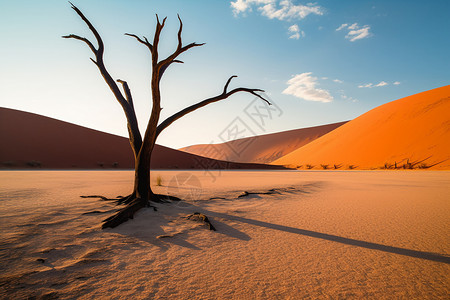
left=358, top=83, right=373, bottom=88
left=231, top=1, right=323, bottom=39
left=336, top=23, right=348, bottom=31
left=283, top=72, right=333, bottom=103
left=358, top=81, right=390, bottom=88
left=393, top=81, right=401, bottom=85
left=374, top=81, right=388, bottom=87
left=288, top=24, right=305, bottom=39
left=348, top=23, right=358, bottom=30
left=230, top=0, right=271, bottom=15
left=333, top=79, right=343, bottom=83
left=341, top=94, right=358, bottom=103
left=231, top=0, right=323, bottom=21
left=259, top=0, right=323, bottom=21
left=336, top=22, right=372, bottom=42
left=347, top=25, right=371, bottom=41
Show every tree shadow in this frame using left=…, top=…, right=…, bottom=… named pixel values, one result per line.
left=198, top=209, right=450, bottom=264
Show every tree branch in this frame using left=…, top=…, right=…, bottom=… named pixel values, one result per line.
left=64, top=3, right=142, bottom=156
left=117, top=79, right=134, bottom=109
left=125, top=33, right=153, bottom=53
left=155, top=77, right=270, bottom=137
left=227, top=87, right=271, bottom=105
left=62, top=34, right=97, bottom=54
left=151, top=14, right=167, bottom=67
left=223, top=75, right=238, bottom=94
left=156, top=15, right=205, bottom=79
left=68, top=1, right=104, bottom=57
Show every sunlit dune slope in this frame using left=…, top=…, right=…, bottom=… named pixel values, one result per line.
left=274, top=85, right=450, bottom=170
left=0, top=108, right=284, bottom=170
left=180, top=122, right=346, bottom=164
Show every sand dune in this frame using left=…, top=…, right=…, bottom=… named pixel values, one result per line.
left=274, top=85, right=450, bottom=170
left=180, top=122, right=346, bottom=164
left=0, top=108, right=284, bottom=170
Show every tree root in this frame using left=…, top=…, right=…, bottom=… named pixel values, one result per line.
left=100, top=193, right=182, bottom=229
left=102, top=197, right=150, bottom=229
left=80, top=195, right=124, bottom=201
left=237, top=187, right=296, bottom=198
left=186, top=212, right=216, bottom=231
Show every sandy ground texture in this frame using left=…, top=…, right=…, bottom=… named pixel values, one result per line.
left=0, top=170, right=449, bottom=299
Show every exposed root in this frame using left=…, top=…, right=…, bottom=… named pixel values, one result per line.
left=186, top=212, right=216, bottom=231
left=237, top=189, right=277, bottom=198
left=102, top=197, right=150, bottom=229
left=152, top=194, right=182, bottom=203
left=100, top=193, right=182, bottom=229
left=80, top=195, right=125, bottom=201
left=82, top=210, right=111, bottom=215
left=237, top=187, right=297, bottom=198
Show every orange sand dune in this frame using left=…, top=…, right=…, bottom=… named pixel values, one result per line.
left=0, top=108, right=284, bottom=170
left=274, top=85, right=450, bottom=170
left=180, top=122, right=346, bottom=164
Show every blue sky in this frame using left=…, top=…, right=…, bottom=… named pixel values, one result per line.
left=1, top=0, right=449, bottom=149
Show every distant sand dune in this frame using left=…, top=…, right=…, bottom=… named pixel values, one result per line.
left=180, top=122, right=346, bottom=164
left=274, top=85, right=450, bottom=170
left=0, top=108, right=284, bottom=170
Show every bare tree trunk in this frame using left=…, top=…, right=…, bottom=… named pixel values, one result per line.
left=134, top=151, right=152, bottom=200
left=64, top=3, right=270, bottom=229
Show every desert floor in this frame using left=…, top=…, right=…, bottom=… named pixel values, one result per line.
left=0, top=170, right=449, bottom=299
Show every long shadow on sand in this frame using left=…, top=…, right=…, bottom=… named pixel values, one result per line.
left=198, top=209, right=450, bottom=264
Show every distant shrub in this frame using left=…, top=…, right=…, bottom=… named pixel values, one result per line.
left=306, top=164, right=314, bottom=169
left=156, top=175, right=163, bottom=186
left=320, top=164, right=329, bottom=170
left=348, top=165, right=357, bottom=170
left=2, top=161, right=15, bottom=167
left=97, top=162, right=105, bottom=168
left=296, top=165, right=303, bottom=169
left=333, top=164, right=342, bottom=169
left=26, top=161, right=42, bottom=168
left=112, top=162, right=119, bottom=168
left=418, top=163, right=431, bottom=169
left=383, top=162, right=393, bottom=169
left=403, top=159, right=414, bottom=169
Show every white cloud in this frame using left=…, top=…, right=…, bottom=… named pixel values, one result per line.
left=393, top=81, right=401, bottom=85
left=336, top=23, right=348, bottom=31
left=231, top=0, right=323, bottom=21
left=358, top=83, right=373, bottom=88
left=337, top=22, right=372, bottom=42
left=348, top=23, right=358, bottom=30
left=333, top=79, right=343, bottom=83
left=341, top=94, right=358, bottom=103
left=231, top=1, right=321, bottom=39
left=358, top=81, right=389, bottom=88
left=283, top=72, right=333, bottom=103
left=347, top=25, right=371, bottom=41
left=230, top=0, right=272, bottom=15
left=288, top=24, right=305, bottom=39
left=259, top=0, right=323, bottom=21
left=374, top=81, right=388, bottom=87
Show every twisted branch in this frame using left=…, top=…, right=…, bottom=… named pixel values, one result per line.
left=63, top=2, right=142, bottom=155
left=125, top=33, right=153, bottom=52
left=156, top=75, right=270, bottom=137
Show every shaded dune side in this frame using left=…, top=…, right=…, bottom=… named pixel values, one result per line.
left=0, top=108, right=285, bottom=170
left=274, top=85, right=450, bottom=170
left=179, top=122, right=347, bottom=164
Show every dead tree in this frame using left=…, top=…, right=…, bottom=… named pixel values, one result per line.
left=63, top=3, right=270, bottom=228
